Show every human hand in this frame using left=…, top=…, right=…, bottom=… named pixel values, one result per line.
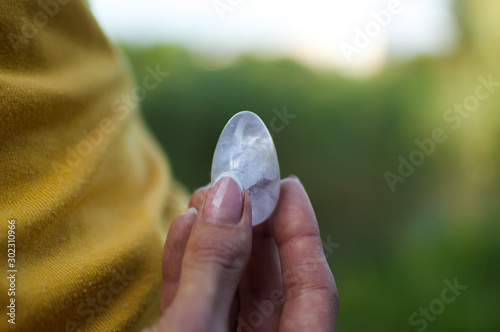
left=146, top=176, right=338, bottom=332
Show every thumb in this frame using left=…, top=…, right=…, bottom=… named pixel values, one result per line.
left=162, top=174, right=252, bottom=331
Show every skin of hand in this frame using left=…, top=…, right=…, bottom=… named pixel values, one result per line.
left=146, top=176, right=339, bottom=332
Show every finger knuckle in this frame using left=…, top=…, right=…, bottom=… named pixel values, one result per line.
left=188, top=237, right=246, bottom=274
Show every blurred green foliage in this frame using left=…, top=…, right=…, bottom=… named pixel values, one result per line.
left=120, top=1, right=500, bottom=330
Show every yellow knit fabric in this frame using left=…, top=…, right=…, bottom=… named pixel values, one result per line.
left=0, top=1, right=188, bottom=331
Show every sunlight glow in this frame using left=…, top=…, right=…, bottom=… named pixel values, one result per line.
left=89, top=0, right=458, bottom=75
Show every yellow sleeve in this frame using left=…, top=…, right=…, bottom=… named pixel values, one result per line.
left=0, top=1, right=188, bottom=331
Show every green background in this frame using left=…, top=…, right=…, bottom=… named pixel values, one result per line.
left=121, top=1, right=500, bottom=330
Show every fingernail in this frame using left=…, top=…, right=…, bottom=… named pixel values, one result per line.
left=186, top=207, right=197, bottom=215
left=203, top=173, right=244, bottom=225
left=288, top=174, right=300, bottom=182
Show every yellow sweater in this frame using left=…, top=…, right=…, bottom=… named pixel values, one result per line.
left=0, top=1, right=188, bottom=331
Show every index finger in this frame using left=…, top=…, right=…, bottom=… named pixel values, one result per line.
left=270, top=178, right=339, bottom=332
